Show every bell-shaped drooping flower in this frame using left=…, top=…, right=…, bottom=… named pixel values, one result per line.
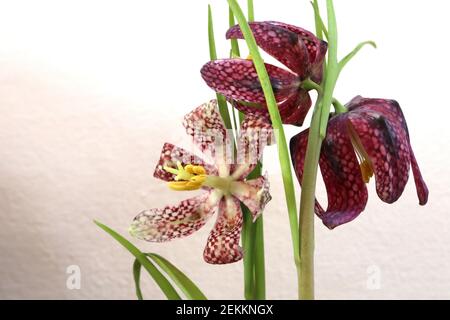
left=201, top=21, right=327, bottom=126
left=129, top=100, right=273, bottom=264
left=290, top=96, right=429, bottom=229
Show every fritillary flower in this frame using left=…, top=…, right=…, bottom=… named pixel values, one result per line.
left=129, top=100, right=273, bottom=264
left=290, top=96, right=429, bottom=229
left=201, top=21, right=327, bottom=126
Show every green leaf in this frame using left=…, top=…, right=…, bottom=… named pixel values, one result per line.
left=311, top=0, right=329, bottom=40
left=147, top=253, right=207, bottom=300
left=247, top=0, right=255, bottom=22
left=94, top=221, right=181, bottom=300
left=227, top=0, right=300, bottom=270
left=338, top=41, right=377, bottom=75
left=208, top=4, right=233, bottom=130
left=133, top=259, right=144, bottom=300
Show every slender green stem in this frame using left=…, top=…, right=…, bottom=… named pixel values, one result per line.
left=319, top=0, right=339, bottom=139
left=228, top=0, right=300, bottom=288
left=311, top=0, right=328, bottom=40
left=247, top=0, right=255, bottom=22
left=333, top=99, right=347, bottom=114
left=246, top=0, right=266, bottom=301
left=302, top=79, right=346, bottom=114
left=254, top=215, right=266, bottom=300
left=208, top=5, right=233, bottom=130
left=242, top=204, right=256, bottom=299
left=298, top=0, right=340, bottom=300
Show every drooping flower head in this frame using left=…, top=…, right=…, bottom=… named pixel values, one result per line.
left=129, top=100, right=273, bottom=264
left=290, top=96, right=429, bottom=229
left=201, top=21, right=327, bottom=126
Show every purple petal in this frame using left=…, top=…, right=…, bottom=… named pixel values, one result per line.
left=201, top=59, right=300, bottom=105
left=227, top=22, right=310, bottom=78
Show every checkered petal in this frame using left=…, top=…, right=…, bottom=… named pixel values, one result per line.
left=183, top=100, right=233, bottom=169
left=346, top=97, right=427, bottom=204
left=409, top=146, right=429, bottom=205
left=230, top=174, right=272, bottom=221
left=232, top=113, right=274, bottom=180
left=290, top=120, right=369, bottom=229
left=263, top=21, right=328, bottom=82
left=203, top=195, right=243, bottom=264
left=278, top=89, right=312, bottom=126
left=130, top=190, right=222, bottom=242
left=226, top=22, right=310, bottom=78
left=201, top=59, right=300, bottom=105
left=153, top=143, right=217, bottom=182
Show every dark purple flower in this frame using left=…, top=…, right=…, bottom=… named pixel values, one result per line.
left=201, top=21, right=327, bottom=126
left=290, top=96, right=429, bottom=229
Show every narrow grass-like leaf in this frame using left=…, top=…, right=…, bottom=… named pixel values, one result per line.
left=147, top=253, right=207, bottom=300
left=227, top=0, right=300, bottom=268
left=208, top=4, right=233, bottom=130
left=247, top=0, right=255, bottom=22
left=338, top=41, right=377, bottom=75
left=311, top=0, right=328, bottom=40
left=229, top=7, right=241, bottom=57
left=133, top=259, right=144, bottom=300
left=94, top=221, right=181, bottom=300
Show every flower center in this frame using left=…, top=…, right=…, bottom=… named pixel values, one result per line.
left=347, top=123, right=374, bottom=184
left=164, top=162, right=233, bottom=193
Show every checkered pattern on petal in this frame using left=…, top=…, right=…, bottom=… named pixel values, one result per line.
left=130, top=190, right=222, bottom=242
left=203, top=195, right=243, bottom=264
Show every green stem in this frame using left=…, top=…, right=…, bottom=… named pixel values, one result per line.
left=242, top=204, right=256, bottom=299
left=302, top=79, right=346, bottom=115
left=298, top=0, right=340, bottom=300
left=247, top=0, right=266, bottom=301
left=247, top=0, right=255, bottom=22
left=311, top=0, right=328, bottom=40
left=319, top=0, right=339, bottom=139
left=228, top=0, right=300, bottom=292
left=254, top=215, right=266, bottom=300
left=333, top=99, right=347, bottom=114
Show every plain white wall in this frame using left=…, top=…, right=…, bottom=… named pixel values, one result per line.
left=0, top=0, right=449, bottom=299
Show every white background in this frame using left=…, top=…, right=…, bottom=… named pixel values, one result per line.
left=0, top=0, right=449, bottom=299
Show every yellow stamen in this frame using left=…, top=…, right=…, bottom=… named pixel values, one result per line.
left=193, top=166, right=206, bottom=175
left=347, top=122, right=375, bottom=184
left=246, top=54, right=253, bottom=60
left=164, top=163, right=207, bottom=191
left=360, top=160, right=374, bottom=184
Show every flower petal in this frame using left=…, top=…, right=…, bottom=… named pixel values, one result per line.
left=226, top=22, right=310, bottom=78
left=290, top=119, right=369, bottom=229
left=203, top=195, right=243, bottom=264
left=263, top=21, right=328, bottom=82
left=347, top=98, right=412, bottom=203
left=279, top=89, right=312, bottom=126
left=232, top=113, right=274, bottom=180
left=409, top=146, right=429, bottom=205
left=232, top=90, right=312, bottom=127
left=130, top=190, right=222, bottom=242
left=183, top=100, right=233, bottom=168
left=201, top=59, right=300, bottom=105
left=154, top=143, right=217, bottom=182
left=230, top=174, right=272, bottom=221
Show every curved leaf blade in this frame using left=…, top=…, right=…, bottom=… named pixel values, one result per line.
left=147, top=253, right=207, bottom=300
left=94, top=220, right=181, bottom=300
left=133, top=259, right=144, bottom=300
